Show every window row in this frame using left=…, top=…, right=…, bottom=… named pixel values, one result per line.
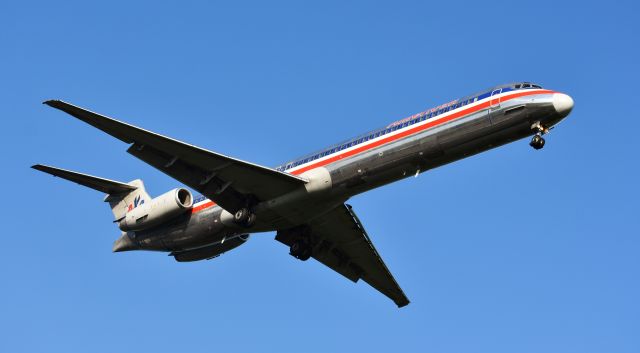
left=276, top=83, right=543, bottom=172
left=277, top=97, right=484, bottom=171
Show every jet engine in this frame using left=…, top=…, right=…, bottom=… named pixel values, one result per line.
left=119, top=188, right=193, bottom=231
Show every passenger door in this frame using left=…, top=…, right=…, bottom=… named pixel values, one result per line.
left=489, top=88, right=502, bottom=110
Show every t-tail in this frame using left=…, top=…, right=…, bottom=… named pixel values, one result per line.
left=31, top=164, right=193, bottom=252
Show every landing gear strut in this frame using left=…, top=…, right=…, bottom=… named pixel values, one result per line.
left=289, top=238, right=312, bottom=261
left=529, top=121, right=549, bottom=150
left=234, top=208, right=256, bottom=227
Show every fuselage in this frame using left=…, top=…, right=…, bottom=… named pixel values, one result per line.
left=117, top=82, right=573, bottom=253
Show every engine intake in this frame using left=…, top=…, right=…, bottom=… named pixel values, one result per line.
left=119, top=188, right=193, bottom=231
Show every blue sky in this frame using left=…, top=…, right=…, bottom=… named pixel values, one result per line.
left=2, top=1, right=639, bottom=352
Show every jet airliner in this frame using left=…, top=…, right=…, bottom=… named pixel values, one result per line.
left=33, top=82, right=574, bottom=307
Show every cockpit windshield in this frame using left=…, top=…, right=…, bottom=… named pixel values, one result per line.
left=515, top=82, right=542, bottom=89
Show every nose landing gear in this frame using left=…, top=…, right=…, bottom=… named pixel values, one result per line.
left=530, top=134, right=545, bottom=150
left=529, top=121, right=549, bottom=150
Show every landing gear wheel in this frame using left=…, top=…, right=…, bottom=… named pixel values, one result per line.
left=245, top=213, right=257, bottom=227
left=234, top=208, right=255, bottom=227
left=530, top=134, right=545, bottom=150
left=234, top=208, right=249, bottom=223
left=290, top=239, right=312, bottom=261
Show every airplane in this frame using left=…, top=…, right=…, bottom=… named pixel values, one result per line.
left=33, top=82, right=574, bottom=307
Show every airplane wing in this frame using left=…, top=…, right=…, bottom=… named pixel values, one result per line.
left=44, top=100, right=308, bottom=213
left=276, top=204, right=410, bottom=307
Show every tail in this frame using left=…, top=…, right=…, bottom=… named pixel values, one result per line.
left=31, top=164, right=151, bottom=222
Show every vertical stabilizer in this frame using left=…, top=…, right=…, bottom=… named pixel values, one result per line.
left=104, top=179, right=151, bottom=222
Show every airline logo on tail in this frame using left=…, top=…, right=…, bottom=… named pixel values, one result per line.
left=127, top=195, right=144, bottom=212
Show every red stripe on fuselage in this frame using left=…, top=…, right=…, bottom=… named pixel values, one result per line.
left=190, top=89, right=554, bottom=214
left=289, top=89, right=554, bottom=175
left=191, top=200, right=216, bottom=213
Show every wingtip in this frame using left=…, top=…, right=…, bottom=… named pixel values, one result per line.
left=43, top=100, right=62, bottom=108
left=31, top=164, right=56, bottom=176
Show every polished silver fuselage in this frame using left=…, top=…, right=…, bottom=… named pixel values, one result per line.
left=130, top=89, right=566, bottom=252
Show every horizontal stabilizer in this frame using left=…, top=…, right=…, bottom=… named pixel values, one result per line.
left=32, top=164, right=137, bottom=195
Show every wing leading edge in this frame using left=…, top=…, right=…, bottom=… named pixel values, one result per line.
left=43, top=100, right=308, bottom=213
left=276, top=204, right=410, bottom=307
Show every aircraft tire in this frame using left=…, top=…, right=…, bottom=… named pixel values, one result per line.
left=530, top=135, right=545, bottom=150
left=234, top=208, right=250, bottom=224
left=245, top=213, right=256, bottom=227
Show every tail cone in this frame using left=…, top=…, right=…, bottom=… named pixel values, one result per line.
left=113, top=234, right=137, bottom=252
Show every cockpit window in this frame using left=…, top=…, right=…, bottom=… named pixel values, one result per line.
left=522, top=83, right=531, bottom=88
left=531, top=84, right=542, bottom=89
left=515, top=84, right=522, bottom=89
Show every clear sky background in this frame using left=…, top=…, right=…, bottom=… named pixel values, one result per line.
left=2, top=1, right=639, bottom=352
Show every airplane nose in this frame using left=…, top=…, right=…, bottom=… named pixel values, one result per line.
left=553, top=93, right=574, bottom=118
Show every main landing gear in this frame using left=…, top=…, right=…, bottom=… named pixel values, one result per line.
left=234, top=208, right=256, bottom=227
left=529, top=121, right=549, bottom=150
left=289, top=237, right=312, bottom=261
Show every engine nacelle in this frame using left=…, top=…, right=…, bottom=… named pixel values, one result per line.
left=119, top=188, right=193, bottom=231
